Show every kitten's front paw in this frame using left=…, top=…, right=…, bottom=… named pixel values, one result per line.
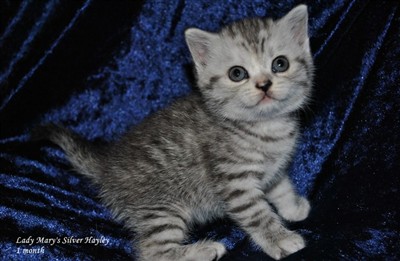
left=278, top=233, right=306, bottom=256
left=277, top=232, right=306, bottom=257
left=279, top=196, right=310, bottom=222
left=267, top=232, right=306, bottom=260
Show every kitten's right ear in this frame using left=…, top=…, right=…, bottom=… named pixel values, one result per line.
left=185, top=28, right=218, bottom=69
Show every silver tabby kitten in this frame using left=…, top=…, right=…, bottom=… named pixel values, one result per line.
left=41, top=5, right=313, bottom=261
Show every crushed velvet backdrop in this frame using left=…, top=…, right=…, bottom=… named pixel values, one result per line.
left=1, top=0, right=399, bottom=260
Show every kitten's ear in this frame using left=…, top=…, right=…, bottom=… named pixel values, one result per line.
left=185, top=28, right=218, bottom=68
left=278, top=5, right=309, bottom=49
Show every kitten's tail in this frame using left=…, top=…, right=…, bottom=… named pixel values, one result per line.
left=32, top=124, right=103, bottom=180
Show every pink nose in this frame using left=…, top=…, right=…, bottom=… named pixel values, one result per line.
left=256, top=80, right=272, bottom=93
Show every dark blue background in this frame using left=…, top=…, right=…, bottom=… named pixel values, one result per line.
left=1, top=0, right=399, bottom=260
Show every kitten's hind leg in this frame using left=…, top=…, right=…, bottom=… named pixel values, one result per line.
left=265, top=176, right=310, bottom=222
left=140, top=239, right=226, bottom=261
left=136, top=210, right=226, bottom=261
left=167, top=240, right=226, bottom=261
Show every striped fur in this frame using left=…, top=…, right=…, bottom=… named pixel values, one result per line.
left=40, top=5, right=313, bottom=261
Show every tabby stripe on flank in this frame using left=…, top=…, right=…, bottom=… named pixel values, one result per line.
left=142, top=213, right=166, bottom=220
left=142, top=239, right=181, bottom=248
left=225, top=171, right=264, bottom=181
left=153, top=247, right=178, bottom=257
left=136, top=206, right=172, bottom=212
left=142, top=224, right=185, bottom=238
left=137, top=207, right=188, bottom=222
left=141, top=213, right=188, bottom=228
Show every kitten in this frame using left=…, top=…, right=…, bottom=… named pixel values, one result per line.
left=37, top=5, right=313, bottom=261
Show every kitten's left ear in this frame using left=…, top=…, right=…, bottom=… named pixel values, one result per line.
left=279, top=5, right=309, bottom=49
left=185, top=28, right=218, bottom=69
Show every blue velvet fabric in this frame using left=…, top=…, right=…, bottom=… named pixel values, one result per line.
left=1, top=0, right=399, bottom=260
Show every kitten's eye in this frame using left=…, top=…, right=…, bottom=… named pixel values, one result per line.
left=272, top=56, right=289, bottom=73
left=228, top=66, right=249, bottom=82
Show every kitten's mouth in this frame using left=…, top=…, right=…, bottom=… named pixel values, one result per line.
left=244, top=93, right=284, bottom=109
left=245, top=95, right=274, bottom=109
left=258, top=95, right=272, bottom=104
left=257, top=93, right=279, bottom=104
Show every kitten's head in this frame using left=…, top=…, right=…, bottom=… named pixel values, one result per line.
left=185, top=5, right=313, bottom=121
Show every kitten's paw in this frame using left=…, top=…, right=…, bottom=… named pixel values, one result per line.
left=267, top=232, right=306, bottom=260
left=277, top=232, right=305, bottom=256
left=278, top=196, right=310, bottom=222
left=197, top=241, right=226, bottom=261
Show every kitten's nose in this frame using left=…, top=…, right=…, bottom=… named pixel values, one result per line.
left=256, top=80, right=272, bottom=93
